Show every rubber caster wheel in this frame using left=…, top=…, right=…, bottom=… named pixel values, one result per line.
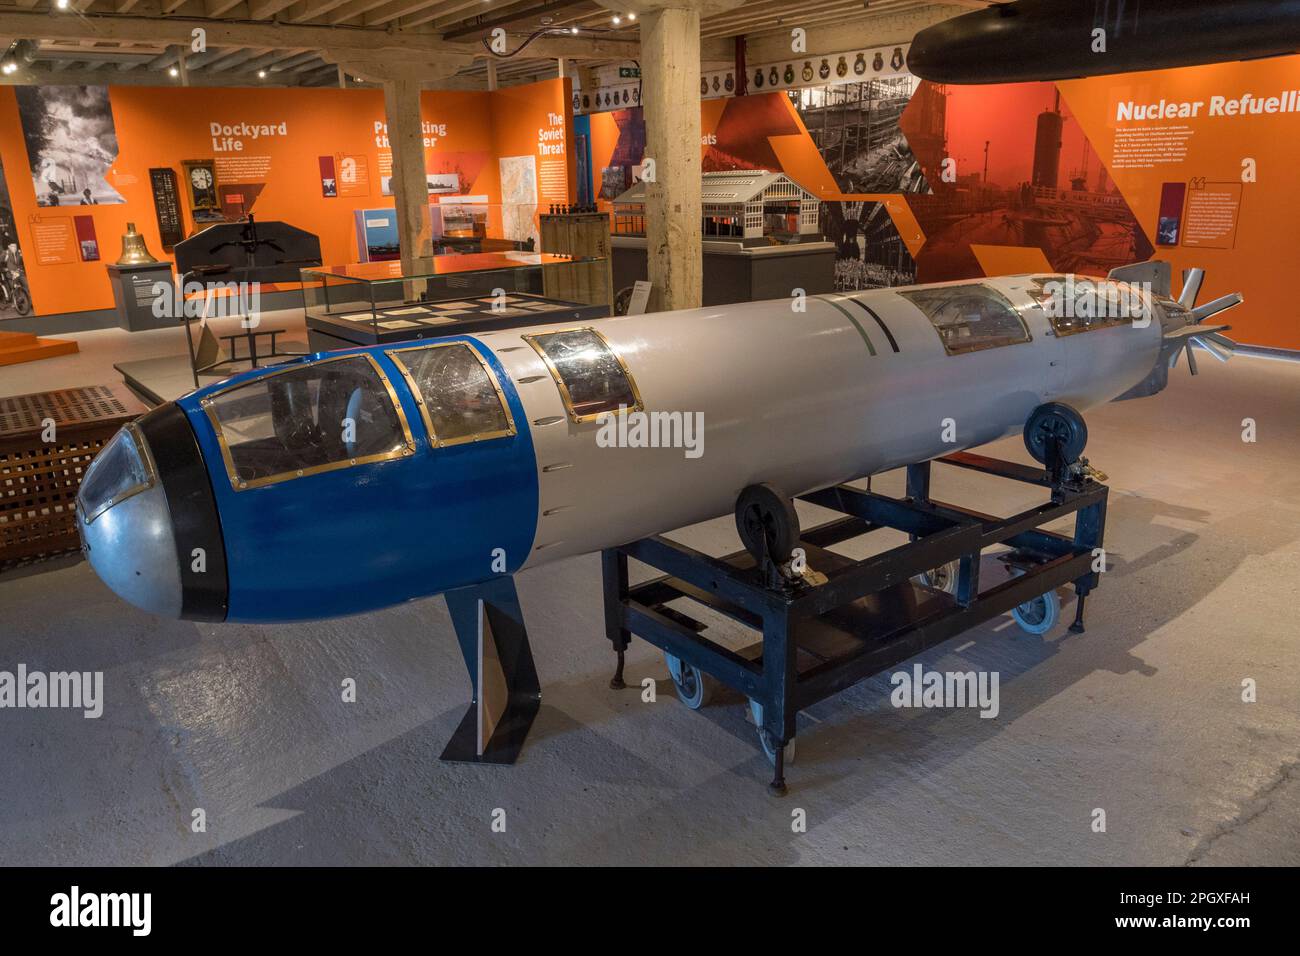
left=735, top=483, right=799, bottom=565
left=1011, top=589, right=1060, bottom=635
left=915, top=559, right=960, bottom=595
left=1024, top=402, right=1088, bottom=466
left=665, top=652, right=713, bottom=710
left=749, top=699, right=796, bottom=765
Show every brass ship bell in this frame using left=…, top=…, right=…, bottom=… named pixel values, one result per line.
left=116, top=222, right=159, bottom=266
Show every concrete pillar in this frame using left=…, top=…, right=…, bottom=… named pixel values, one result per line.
left=486, top=58, right=498, bottom=91
left=557, top=57, right=566, bottom=79
left=640, top=6, right=703, bottom=312
left=337, top=64, right=346, bottom=89
left=382, top=76, right=432, bottom=272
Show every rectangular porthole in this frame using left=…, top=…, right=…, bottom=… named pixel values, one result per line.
left=898, top=284, right=1031, bottom=355
left=522, top=327, right=644, bottom=423
left=385, top=341, right=516, bottom=447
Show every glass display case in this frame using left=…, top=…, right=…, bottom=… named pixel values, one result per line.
left=301, top=251, right=612, bottom=350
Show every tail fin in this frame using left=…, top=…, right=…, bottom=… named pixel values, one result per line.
left=1112, top=264, right=1242, bottom=400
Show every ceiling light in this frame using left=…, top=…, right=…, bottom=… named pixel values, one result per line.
left=628, top=12, right=636, bottom=19
left=570, top=27, right=579, bottom=34
left=2, top=62, right=16, bottom=75
left=612, top=15, right=621, bottom=25
left=258, top=70, right=267, bottom=78
left=168, top=66, right=179, bottom=77
left=55, top=0, right=70, bottom=8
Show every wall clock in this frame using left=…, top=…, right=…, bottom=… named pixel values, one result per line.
left=181, top=159, right=218, bottom=210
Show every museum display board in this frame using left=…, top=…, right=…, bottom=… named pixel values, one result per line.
left=578, top=53, right=1300, bottom=350
left=0, top=78, right=575, bottom=322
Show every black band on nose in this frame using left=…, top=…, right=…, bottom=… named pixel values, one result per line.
left=135, top=402, right=229, bottom=622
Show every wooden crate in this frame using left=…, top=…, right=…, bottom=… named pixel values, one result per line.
left=539, top=212, right=613, bottom=313
left=0, top=383, right=147, bottom=566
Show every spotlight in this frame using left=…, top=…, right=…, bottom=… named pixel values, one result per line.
left=628, top=12, right=636, bottom=19
left=168, top=66, right=179, bottom=77
left=258, top=69, right=267, bottom=78
left=570, top=27, right=579, bottom=34
left=55, top=0, right=70, bottom=9
left=1, top=62, right=16, bottom=76
left=612, top=15, right=621, bottom=25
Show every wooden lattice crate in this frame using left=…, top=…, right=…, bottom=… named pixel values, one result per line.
left=0, top=384, right=147, bottom=565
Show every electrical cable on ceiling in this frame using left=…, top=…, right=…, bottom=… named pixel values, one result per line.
left=482, top=26, right=616, bottom=59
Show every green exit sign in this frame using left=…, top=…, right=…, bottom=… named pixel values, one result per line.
left=618, top=67, right=641, bottom=78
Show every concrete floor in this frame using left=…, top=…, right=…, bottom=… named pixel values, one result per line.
left=1, top=328, right=1297, bottom=866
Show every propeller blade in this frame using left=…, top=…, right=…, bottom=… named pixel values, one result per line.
left=1202, top=331, right=1237, bottom=353
left=1191, top=335, right=1232, bottom=363
left=1179, top=267, right=1204, bottom=308
left=1191, top=292, right=1244, bottom=324
left=1185, top=340, right=1199, bottom=375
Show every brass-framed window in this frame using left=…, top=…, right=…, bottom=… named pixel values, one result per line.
left=522, top=326, right=644, bottom=423
left=200, top=353, right=415, bottom=491
left=897, top=283, right=1031, bottom=355
left=384, top=341, right=516, bottom=448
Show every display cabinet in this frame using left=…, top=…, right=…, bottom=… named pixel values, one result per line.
left=301, top=251, right=611, bottom=350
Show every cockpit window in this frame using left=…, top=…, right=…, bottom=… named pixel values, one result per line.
left=78, top=423, right=156, bottom=523
left=1028, top=276, right=1141, bottom=336
left=898, top=284, right=1030, bottom=354
left=386, top=342, right=515, bottom=447
left=522, top=327, right=643, bottom=422
left=202, top=354, right=414, bottom=491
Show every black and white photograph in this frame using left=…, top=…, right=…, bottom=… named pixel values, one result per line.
left=0, top=155, right=30, bottom=317
left=14, top=84, right=125, bottom=207
left=826, top=199, right=917, bottom=291
left=790, top=76, right=931, bottom=195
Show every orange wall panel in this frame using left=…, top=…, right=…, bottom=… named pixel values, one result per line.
left=0, top=79, right=570, bottom=319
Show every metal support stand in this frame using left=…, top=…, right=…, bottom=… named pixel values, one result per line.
left=601, top=452, right=1108, bottom=793
left=1069, top=593, right=1087, bottom=633
left=603, top=549, right=631, bottom=690
left=439, top=576, right=541, bottom=765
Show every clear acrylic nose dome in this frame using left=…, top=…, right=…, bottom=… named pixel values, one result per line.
left=77, top=424, right=153, bottom=523
left=77, top=424, right=184, bottom=618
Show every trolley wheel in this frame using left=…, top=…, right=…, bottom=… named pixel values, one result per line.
left=665, top=652, right=713, bottom=710
left=735, top=483, right=799, bottom=566
left=749, top=699, right=796, bottom=766
left=613, top=285, right=635, bottom=315
left=1012, top=589, right=1060, bottom=635
left=915, top=559, right=961, bottom=595
left=1023, top=402, right=1088, bottom=466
